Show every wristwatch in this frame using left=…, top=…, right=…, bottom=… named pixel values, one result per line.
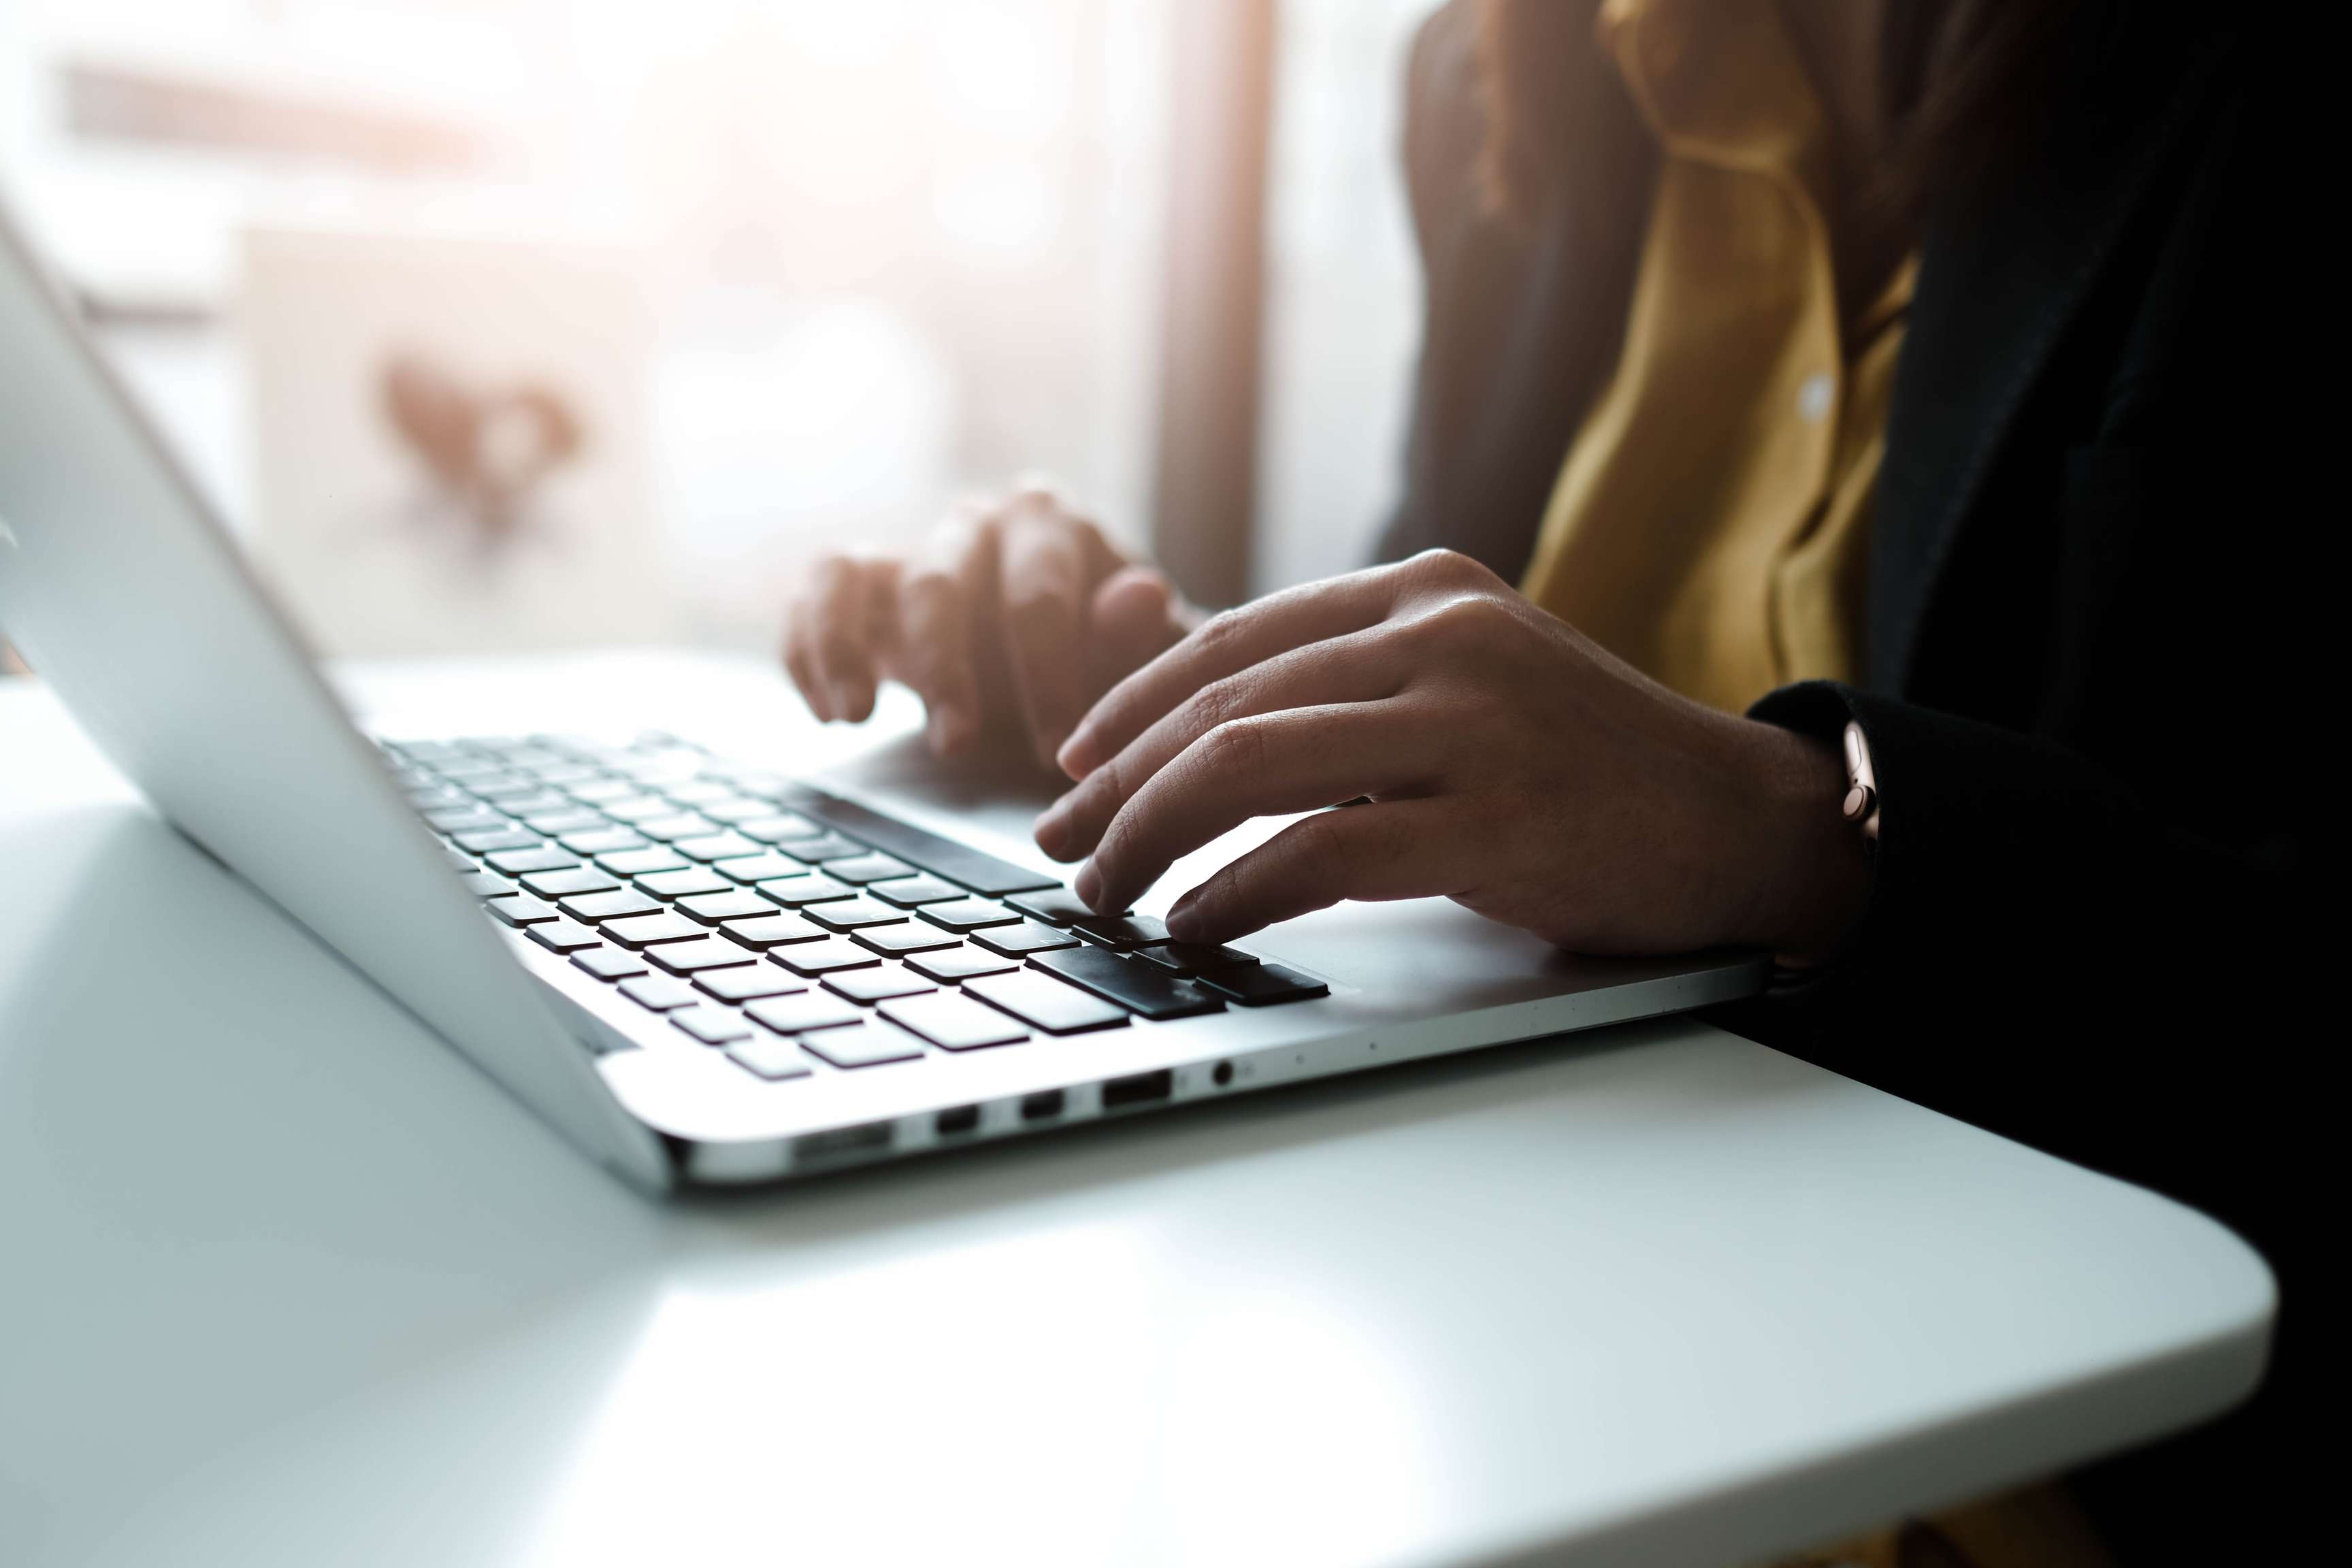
left=1840, top=721, right=1880, bottom=845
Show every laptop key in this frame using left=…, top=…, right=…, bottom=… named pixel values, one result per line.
left=917, top=898, right=1022, bottom=932
left=676, top=889, right=780, bottom=925
left=772, top=786, right=1061, bottom=895
left=823, top=852, right=916, bottom=885
left=672, top=1006, right=755, bottom=1045
left=1128, top=942, right=1262, bottom=977
left=522, top=809, right=610, bottom=836
left=737, top=812, right=826, bottom=843
left=804, top=897, right=908, bottom=932
left=646, top=937, right=762, bottom=976
left=637, top=813, right=719, bottom=842
left=573, top=948, right=651, bottom=981
left=719, top=913, right=826, bottom=949
left=694, top=967, right=806, bottom=1004
left=454, top=826, right=542, bottom=854
left=598, top=911, right=707, bottom=948
left=798, top=1021, right=926, bottom=1069
left=725, top=1036, right=816, bottom=1081
left=443, top=848, right=480, bottom=872
left=1004, top=887, right=1129, bottom=926
left=852, top=922, right=961, bottom=956
left=746, top=992, right=864, bottom=1034
left=619, top=976, right=698, bottom=1011
left=1196, top=962, right=1329, bottom=1005
left=559, top=827, right=648, bottom=855
left=770, top=938, right=883, bottom=976
left=1071, top=914, right=1173, bottom=950
left=905, top=946, right=1020, bottom=983
left=674, top=831, right=765, bottom=863
left=971, top=920, right=1082, bottom=957
left=880, top=993, right=1029, bottom=1051
left=485, top=846, right=581, bottom=875
left=964, top=971, right=1130, bottom=1034
left=485, top=894, right=561, bottom=926
left=721, top=854, right=830, bottom=886
left=867, top=873, right=966, bottom=907
left=565, top=779, right=640, bottom=804
left=823, top=967, right=937, bottom=1004
left=1028, top=945, right=1224, bottom=1020
left=461, top=871, right=515, bottom=899
left=698, top=797, right=777, bottom=825
left=635, top=866, right=734, bottom=900
left=751, top=871, right=855, bottom=906
left=774, top=832, right=866, bottom=863
left=526, top=919, right=605, bottom=953
left=598, top=846, right=689, bottom=877
left=600, top=796, right=682, bottom=823
left=561, top=888, right=662, bottom=922
left=521, top=866, right=623, bottom=899
left=427, top=805, right=508, bottom=834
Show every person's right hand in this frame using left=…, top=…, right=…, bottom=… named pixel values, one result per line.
left=783, top=489, right=1194, bottom=768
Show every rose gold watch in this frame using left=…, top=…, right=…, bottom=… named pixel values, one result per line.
left=1840, top=721, right=1880, bottom=845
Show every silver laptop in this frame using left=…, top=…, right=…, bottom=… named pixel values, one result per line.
left=0, top=198, right=1766, bottom=1193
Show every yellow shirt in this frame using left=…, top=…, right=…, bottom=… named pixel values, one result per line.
left=1518, top=0, right=1915, bottom=714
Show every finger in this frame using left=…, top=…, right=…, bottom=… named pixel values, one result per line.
left=1163, top=798, right=1468, bottom=943
left=1058, top=564, right=1407, bottom=779
left=783, top=578, right=830, bottom=719
left=1089, top=566, right=1187, bottom=687
left=998, top=510, right=1098, bottom=767
left=808, top=557, right=887, bottom=722
left=892, top=521, right=990, bottom=755
left=1035, top=624, right=1409, bottom=860
left=1074, top=701, right=1439, bottom=913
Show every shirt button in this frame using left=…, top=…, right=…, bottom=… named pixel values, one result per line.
left=1797, top=372, right=1834, bottom=423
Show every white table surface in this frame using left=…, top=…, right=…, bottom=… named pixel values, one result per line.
left=0, top=653, right=2274, bottom=1568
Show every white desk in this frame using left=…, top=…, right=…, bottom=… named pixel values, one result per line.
left=0, top=654, right=2274, bottom=1568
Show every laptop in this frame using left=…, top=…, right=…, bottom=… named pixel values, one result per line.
left=0, top=197, right=1767, bottom=1193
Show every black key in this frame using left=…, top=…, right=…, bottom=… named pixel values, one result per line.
left=637, top=813, right=719, bottom=842
left=521, top=866, right=623, bottom=900
left=645, top=937, right=762, bottom=976
left=905, top=946, right=1020, bottom=983
left=1197, top=962, right=1329, bottom=1005
left=880, top=993, right=1028, bottom=1052
left=674, top=831, right=765, bottom=863
left=747, top=992, right=864, bottom=1034
left=598, top=846, right=689, bottom=877
left=454, top=826, right=542, bottom=854
left=619, top=976, right=698, bottom=1011
left=461, top=871, right=514, bottom=898
left=719, top=913, right=826, bottom=949
left=672, top=1007, right=755, bottom=1045
left=774, top=832, right=866, bottom=863
left=598, top=911, right=707, bottom=948
left=770, top=938, right=882, bottom=976
left=1072, top=914, right=1172, bottom=950
left=1129, top=942, right=1262, bottom=977
left=750, top=872, right=855, bottom=906
left=559, top=827, right=648, bottom=855
left=804, top=897, right=909, bottom=932
left=964, top=971, right=1129, bottom=1034
left=561, top=888, right=662, bottom=922
left=971, top=920, right=1081, bottom=957
left=726, top=1036, right=815, bottom=1081
left=522, top=809, right=610, bottom=836
left=695, top=967, right=806, bottom=1003
left=574, top=948, right=651, bottom=981
left=526, top=919, right=604, bottom=953
left=1004, top=887, right=1128, bottom=926
left=773, top=786, right=1060, bottom=895
left=868, top=874, right=966, bottom=907
left=485, top=846, right=580, bottom=875
left=485, top=894, right=561, bottom=926
left=715, top=853, right=819, bottom=885
left=853, top=922, right=961, bottom=956
left=1028, top=945, right=1225, bottom=1020
left=823, top=852, right=916, bottom=885
left=676, top=889, right=781, bottom=925
left=427, top=805, right=508, bottom=834
left=636, top=866, right=733, bottom=900
left=917, top=898, right=1020, bottom=933
left=823, top=967, right=936, bottom=1004
left=798, top=1021, right=926, bottom=1068
left=737, top=811, right=826, bottom=843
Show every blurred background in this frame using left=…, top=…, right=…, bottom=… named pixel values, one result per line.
left=0, top=0, right=1436, bottom=669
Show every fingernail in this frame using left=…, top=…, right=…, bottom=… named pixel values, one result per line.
left=1056, top=732, right=1090, bottom=779
left=1075, top=861, right=1102, bottom=909
left=1032, top=804, right=1068, bottom=858
left=1165, top=893, right=1201, bottom=941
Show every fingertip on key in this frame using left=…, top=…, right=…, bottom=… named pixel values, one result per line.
left=1074, top=860, right=1104, bottom=910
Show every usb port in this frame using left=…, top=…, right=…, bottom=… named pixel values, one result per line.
left=1100, top=1069, right=1173, bottom=1110
left=934, top=1104, right=981, bottom=1137
left=1020, top=1089, right=1066, bottom=1122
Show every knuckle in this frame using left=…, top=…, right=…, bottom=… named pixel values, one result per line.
left=1196, top=716, right=1269, bottom=781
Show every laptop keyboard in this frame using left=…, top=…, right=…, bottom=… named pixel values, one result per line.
left=380, top=732, right=1328, bottom=1088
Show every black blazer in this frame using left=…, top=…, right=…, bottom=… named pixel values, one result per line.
left=1379, top=3, right=2310, bottom=1552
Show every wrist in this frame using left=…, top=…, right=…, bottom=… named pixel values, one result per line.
left=1725, top=720, right=1874, bottom=964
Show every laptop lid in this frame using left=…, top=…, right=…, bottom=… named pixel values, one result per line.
left=0, top=195, right=669, bottom=1192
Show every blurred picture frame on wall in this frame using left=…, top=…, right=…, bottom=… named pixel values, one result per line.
left=242, top=228, right=672, bottom=657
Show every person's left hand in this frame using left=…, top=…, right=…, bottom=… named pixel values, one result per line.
left=1032, top=550, right=1872, bottom=960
